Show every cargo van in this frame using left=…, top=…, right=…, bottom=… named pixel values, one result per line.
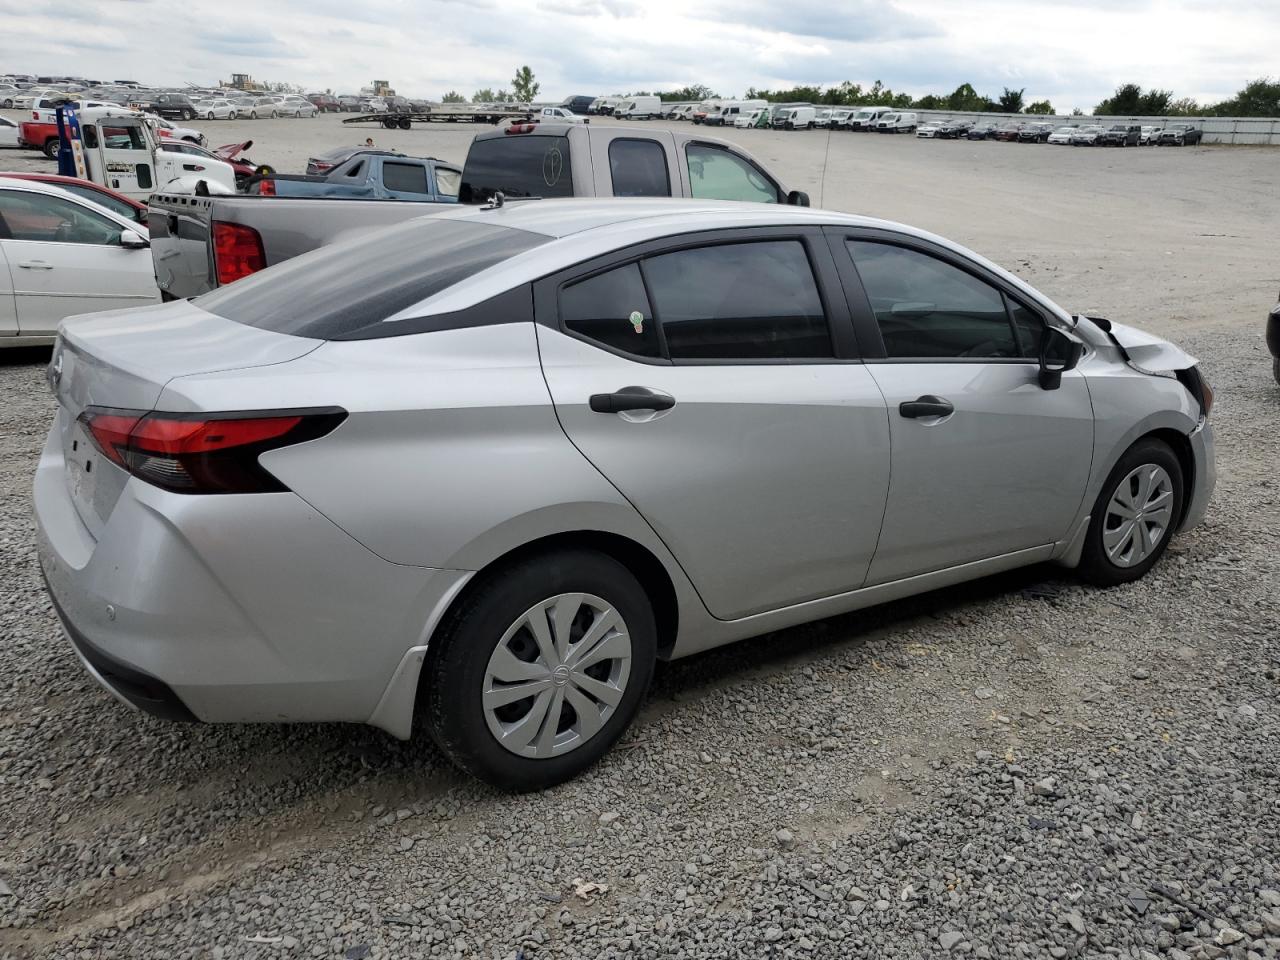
left=704, top=99, right=766, bottom=127
left=874, top=111, right=918, bottom=134
left=618, top=95, right=662, bottom=119
left=849, top=105, right=894, bottom=131
left=778, top=106, right=817, bottom=130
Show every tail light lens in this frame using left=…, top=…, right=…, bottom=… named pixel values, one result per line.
left=212, top=220, right=266, bottom=285
left=79, top=407, right=346, bottom=494
left=312, top=162, right=333, bottom=173
left=254, top=177, right=275, bottom=196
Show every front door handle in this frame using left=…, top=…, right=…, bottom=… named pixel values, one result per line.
left=589, top=387, right=676, bottom=414
left=182, top=163, right=205, bottom=172
left=899, top=395, right=954, bottom=419
left=18, top=260, right=54, bottom=270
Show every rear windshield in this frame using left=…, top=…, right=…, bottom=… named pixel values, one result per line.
left=459, top=134, right=573, bottom=203
left=196, top=218, right=548, bottom=339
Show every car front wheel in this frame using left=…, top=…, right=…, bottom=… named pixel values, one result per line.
left=423, top=549, right=657, bottom=790
left=1077, top=438, right=1184, bottom=587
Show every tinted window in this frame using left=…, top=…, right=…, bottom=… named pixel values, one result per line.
left=644, top=241, right=830, bottom=359
left=197, top=219, right=548, bottom=339
left=0, top=189, right=121, bottom=244
left=382, top=161, right=429, bottom=194
left=609, top=139, right=671, bottom=198
left=845, top=241, right=1019, bottom=359
left=561, top=263, right=661, bottom=358
left=59, top=183, right=141, bottom=222
left=460, top=135, right=573, bottom=203
left=685, top=144, right=779, bottom=203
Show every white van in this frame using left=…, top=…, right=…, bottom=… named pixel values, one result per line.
left=874, top=111, right=918, bottom=134
left=779, top=106, right=817, bottom=130
left=734, top=107, right=767, bottom=129
left=849, top=105, right=894, bottom=131
left=618, top=95, right=661, bottom=119
left=705, top=99, right=766, bottom=127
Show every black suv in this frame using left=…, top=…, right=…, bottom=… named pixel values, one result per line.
left=1100, top=124, right=1142, bottom=146
left=138, top=92, right=197, bottom=121
left=1157, top=124, right=1203, bottom=146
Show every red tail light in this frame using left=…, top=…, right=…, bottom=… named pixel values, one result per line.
left=505, top=122, right=537, bottom=135
left=255, top=177, right=275, bottom=196
left=312, top=162, right=333, bottom=173
left=212, top=220, right=266, bottom=285
left=80, top=407, right=346, bottom=494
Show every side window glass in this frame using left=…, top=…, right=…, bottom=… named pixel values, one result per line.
left=685, top=144, right=779, bottom=203
left=644, top=241, right=831, bottom=360
left=560, top=262, right=661, bottom=358
left=382, top=162, right=429, bottom=194
left=608, top=139, right=671, bottom=198
left=0, top=190, right=121, bottom=245
left=434, top=167, right=461, bottom=198
left=845, top=241, right=1018, bottom=359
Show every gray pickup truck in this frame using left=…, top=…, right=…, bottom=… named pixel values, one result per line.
left=148, top=124, right=810, bottom=299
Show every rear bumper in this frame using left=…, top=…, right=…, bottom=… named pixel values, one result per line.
left=34, top=423, right=469, bottom=729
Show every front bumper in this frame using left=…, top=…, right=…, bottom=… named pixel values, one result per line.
left=34, top=422, right=468, bottom=729
left=1181, top=418, right=1216, bottom=533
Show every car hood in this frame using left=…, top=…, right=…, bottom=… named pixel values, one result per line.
left=1098, top=319, right=1198, bottom=372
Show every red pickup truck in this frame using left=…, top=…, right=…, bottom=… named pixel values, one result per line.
left=18, top=119, right=61, bottom=158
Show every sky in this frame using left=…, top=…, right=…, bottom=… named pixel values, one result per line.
left=1, top=0, right=1275, bottom=112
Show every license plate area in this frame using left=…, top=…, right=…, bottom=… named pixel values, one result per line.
left=64, top=422, right=100, bottom=510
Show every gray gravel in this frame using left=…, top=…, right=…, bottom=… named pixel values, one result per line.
left=1, top=123, right=1278, bottom=959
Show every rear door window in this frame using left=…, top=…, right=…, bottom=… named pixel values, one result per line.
left=685, top=144, right=780, bottom=203
left=608, top=139, right=671, bottom=198
left=460, top=135, right=573, bottom=203
left=382, top=161, right=430, bottom=194
left=561, top=263, right=661, bottom=358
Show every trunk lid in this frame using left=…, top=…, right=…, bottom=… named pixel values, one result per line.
left=52, top=300, right=321, bottom=538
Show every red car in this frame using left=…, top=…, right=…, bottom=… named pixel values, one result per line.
left=157, top=140, right=260, bottom=187
left=992, top=123, right=1025, bottom=142
left=0, top=172, right=149, bottom=229
left=18, top=119, right=60, bottom=159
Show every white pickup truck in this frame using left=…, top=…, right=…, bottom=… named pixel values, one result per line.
left=148, top=124, right=810, bottom=300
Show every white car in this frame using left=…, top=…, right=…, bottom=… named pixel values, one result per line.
left=199, top=98, right=239, bottom=120
left=536, top=106, right=585, bottom=124
left=0, top=83, right=22, bottom=109
left=1140, top=125, right=1161, bottom=145
left=0, top=116, right=18, bottom=149
left=916, top=121, right=942, bottom=138
left=1047, top=126, right=1077, bottom=145
left=0, top=177, right=159, bottom=346
left=151, top=117, right=205, bottom=145
left=279, top=95, right=319, bottom=117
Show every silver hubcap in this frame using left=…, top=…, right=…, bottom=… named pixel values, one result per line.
left=482, top=593, right=632, bottom=758
left=1103, top=464, right=1174, bottom=567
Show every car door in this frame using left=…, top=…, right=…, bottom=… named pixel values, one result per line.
left=826, top=228, right=1094, bottom=585
left=0, top=186, right=158, bottom=337
left=0, top=239, right=16, bottom=336
left=535, top=227, right=891, bottom=621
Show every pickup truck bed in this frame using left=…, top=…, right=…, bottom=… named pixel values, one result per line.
left=148, top=194, right=433, bottom=300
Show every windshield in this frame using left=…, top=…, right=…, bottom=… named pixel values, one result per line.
left=197, top=219, right=549, bottom=339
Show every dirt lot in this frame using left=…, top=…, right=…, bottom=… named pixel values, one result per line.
left=1, top=114, right=1278, bottom=960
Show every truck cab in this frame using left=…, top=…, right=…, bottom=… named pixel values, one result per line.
left=64, top=106, right=237, bottom=200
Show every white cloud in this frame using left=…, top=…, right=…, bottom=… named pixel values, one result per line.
left=1, top=0, right=1274, bottom=110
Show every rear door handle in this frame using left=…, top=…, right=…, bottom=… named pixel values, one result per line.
left=899, top=395, right=954, bottom=419
left=589, top=387, right=676, bottom=414
left=18, top=260, right=53, bottom=270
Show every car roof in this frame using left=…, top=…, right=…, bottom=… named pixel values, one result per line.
left=0, top=175, right=141, bottom=225
left=0, top=172, right=142, bottom=205
left=379, top=198, right=1074, bottom=328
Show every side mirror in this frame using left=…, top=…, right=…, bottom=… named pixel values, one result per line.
left=1038, top=328, right=1084, bottom=390
left=786, top=190, right=810, bottom=207
left=119, top=229, right=149, bottom=249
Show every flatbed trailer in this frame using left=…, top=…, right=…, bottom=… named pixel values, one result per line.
left=342, top=109, right=533, bottom=129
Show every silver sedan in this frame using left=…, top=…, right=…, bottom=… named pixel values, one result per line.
left=35, top=200, right=1215, bottom=789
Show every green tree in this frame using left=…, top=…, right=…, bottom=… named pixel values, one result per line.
left=1025, top=99, right=1054, bottom=114
left=660, top=84, right=716, bottom=102
left=511, top=65, right=540, bottom=102
left=997, top=87, right=1025, bottom=112
left=471, top=88, right=497, bottom=102
left=441, top=90, right=466, bottom=103
left=1096, top=84, right=1173, bottom=115
left=1207, top=77, right=1280, bottom=116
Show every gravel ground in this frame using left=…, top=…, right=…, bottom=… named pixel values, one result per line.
left=1, top=114, right=1278, bottom=960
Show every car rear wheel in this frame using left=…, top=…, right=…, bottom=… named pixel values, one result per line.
left=206, top=112, right=215, bottom=120
left=1077, top=439, right=1184, bottom=587
left=42, top=139, right=59, bottom=160
left=423, top=549, right=657, bottom=790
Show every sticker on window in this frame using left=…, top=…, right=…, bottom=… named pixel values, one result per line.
left=629, top=310, right=644, bottom=334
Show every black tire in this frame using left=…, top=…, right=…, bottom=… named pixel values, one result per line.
left=397, top=117, right=411, bottom=130
left=1077, top=438, right=1184, bottom=587
left=423, top=548, right=657, bottom=790
left=184, top=109, right=195, bottom=121
left=1272, top=357, right=1280, bottom=386
left=43, top=138, right=59, bottom=160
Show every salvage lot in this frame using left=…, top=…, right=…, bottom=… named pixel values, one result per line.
left=1, top=114, right=1279, bottom=959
